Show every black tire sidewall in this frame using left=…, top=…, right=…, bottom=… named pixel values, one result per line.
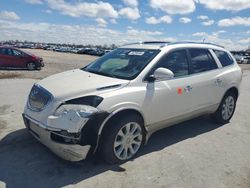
left=213, top=92, right=237, bottom=124
left=99, top=114, right=144, bottom=164
left=27, top=62, right=37, bottom=70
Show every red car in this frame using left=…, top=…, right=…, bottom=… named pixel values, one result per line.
left=0, top=46, right=44, bottom=70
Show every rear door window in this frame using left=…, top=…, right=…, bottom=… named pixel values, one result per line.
left=189, top=48, right=218, bottom=74
left=213, top=50, right=234, bottom=67
left=12, top=49, right=22, bottom=56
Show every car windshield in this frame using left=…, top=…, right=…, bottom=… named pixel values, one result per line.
left=82, top=48, right=160, bottom=80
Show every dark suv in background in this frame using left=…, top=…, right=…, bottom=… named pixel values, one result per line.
left=0, top=46, right=44, bottom=70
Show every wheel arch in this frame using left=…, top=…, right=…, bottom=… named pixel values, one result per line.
left=93, top=108, right=147, bottom=153
left=26, top=61, right=37, bottom=70
left=225, top=86, right=239, bottom=100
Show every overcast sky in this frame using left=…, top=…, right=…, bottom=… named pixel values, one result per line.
left=0, top=0, right=250, bottom=50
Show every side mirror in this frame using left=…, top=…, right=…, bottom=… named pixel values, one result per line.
left=152, top=68, right=174, bottom=81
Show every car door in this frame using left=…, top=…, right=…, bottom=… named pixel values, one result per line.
left=11, top=49, right=27, bottom=68
left=144, top=49, right=196, bottom=129
left=1, top=48, right=18, bottom=68
left=0, top=48, right=10, bottom=67
left=186, top=48, right=222, bottom=112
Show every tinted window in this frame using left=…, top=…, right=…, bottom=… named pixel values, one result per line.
left=5, top=49, right=13, bottom=56
left=12, top=49, right=22, bottom=56
left=155, top=50, right=189, bottom=77
left=189, top=49, right=217, bottom=74
left=214, top=50, right=234, bottom=67
left=0, top=48, right=13, bottom=55
left=0, top=48, right=5, bottom=55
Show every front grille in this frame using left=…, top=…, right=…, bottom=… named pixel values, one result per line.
left=28, top=84, right=52, bottom=111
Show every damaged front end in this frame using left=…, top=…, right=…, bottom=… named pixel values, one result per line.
left=23, top=98, right=109, bottom=161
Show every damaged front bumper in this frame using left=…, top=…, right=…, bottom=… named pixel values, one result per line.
left=23, top=114, right=91, bottom=161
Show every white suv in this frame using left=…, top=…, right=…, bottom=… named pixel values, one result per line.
left=23, top=42, right=242, bottom=164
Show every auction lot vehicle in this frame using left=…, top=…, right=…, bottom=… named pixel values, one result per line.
left=0, top=46, right=44, bottom=70
left=23, top=42, right=242, bottom=163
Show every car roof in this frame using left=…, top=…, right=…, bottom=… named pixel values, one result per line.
left=0, top=45, right=19, bottom=50
left=120, top=41, right=225, bottom=51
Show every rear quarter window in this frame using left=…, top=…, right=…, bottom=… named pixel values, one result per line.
left=213, top=50, right=234, bottom=67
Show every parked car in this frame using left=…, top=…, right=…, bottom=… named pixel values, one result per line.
left=77, top=48, right=93, bottom=55
left=23, top=42, right=242, bottom=163
left=242, top=55, right=250, bottom=64
left=231, top=51, right=250, bottom=64
left=0, top=46, right=44, bottom=70
left=232, top=54, right=244, bottom=64
left=88, top=49, right=105, bottom=56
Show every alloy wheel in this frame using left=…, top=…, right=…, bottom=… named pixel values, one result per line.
left=221, top=96, right=235, bottom=121
left=113, top=122, right=142, bottom=160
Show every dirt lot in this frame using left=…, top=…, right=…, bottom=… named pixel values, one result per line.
left=0, top=49, right=97, bottom=79
left=0, top=50, right=250, bottom=188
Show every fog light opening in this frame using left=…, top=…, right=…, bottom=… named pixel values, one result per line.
left=51, top=130, right=81, bottom=144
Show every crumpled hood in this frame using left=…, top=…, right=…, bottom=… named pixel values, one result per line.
left=37, top=69, right=129, bottom=101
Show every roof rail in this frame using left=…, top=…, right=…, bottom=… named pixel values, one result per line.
left=142, top=41, right=170, bottom=44
left=123, top=41, right=170, bottom=46
left=168, top=41, right=224, bottom=48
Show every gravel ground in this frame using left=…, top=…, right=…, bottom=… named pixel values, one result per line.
left=0, top=50, right=250, bottom=188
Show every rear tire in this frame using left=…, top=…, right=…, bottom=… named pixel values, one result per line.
left=99, top=114, right=145, bottom=164
left=26, top=62, right=37, bottom=70
left=212, top=91, right=237, bottom=124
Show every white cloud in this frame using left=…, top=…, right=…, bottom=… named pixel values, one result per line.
left=218, top=17, right=250, bottom=27
left=197, top=0, right=250, bottom=11
left=25, top=0, right=43, bottom=4
left=197, top=15, right=209, bottom=20
left=162, top=37, right=177, bottom=42
left=122, top=0, right=138, bottom=7
left=212, top=30, right=226, bottom=36
left=201, top=19, right=214, bottom=26
left=0, top=11, right=20, bottom=21
left=197, top=15, right=214, bottom=26
left=110, top=19, right=117, bottom=24
left=127, top=27, right=163, bottom=36
left=119, top=7, right=140, bottom=20
left=190, top=31, right=247, bottom=50
left=0, top=20, right=164, bottom=45
left=95, top=18, right=107, bottom=27
left=150, top=0, right=196, bottom=14
left=239, top=38, right=250, bottom=44
left=146, top=15, right=172, bottom=24
left=179, top=17, right=191, bottom=24
left=47, top=0, right=118, bottom=18
left=192, top=32, right=207, bottom=37
left=44, top=9, right=52, bottom=14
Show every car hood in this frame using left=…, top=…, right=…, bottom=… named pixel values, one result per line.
left=37, top=69, right=129, bottom=101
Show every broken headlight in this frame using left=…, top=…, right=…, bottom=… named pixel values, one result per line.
left=65, top=96, right=103, bottom=107
left=54, top=104, right=98, bottom=118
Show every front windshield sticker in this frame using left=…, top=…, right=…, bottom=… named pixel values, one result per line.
left=128, top=51, right=145, bottom=56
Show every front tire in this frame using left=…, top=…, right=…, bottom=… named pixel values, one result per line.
left=99, top=114, right=144, bottom=164
left=26, top=62, right=37, bottom=70
left=212, top=91, right=237, bottom=124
